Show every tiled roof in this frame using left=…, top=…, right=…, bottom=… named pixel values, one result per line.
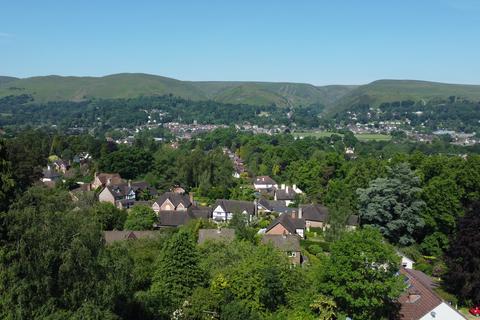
left=261, top=234, right=301, bottom=251
left=275, top=188, right=297, bottom=200
left=96, top=173, right=123, bottom=185
left=106, top=182, right=156, bottom=199
left=198, top=228, right=236, bottom=244
left=266, top=213, right=305, bottom=234
left=215, top=199, right=255, bottom=215
left=398, top=268, right=465, bottom=320
left=155, top=206, right=212, bottom=227
left=254, top=176, right=277, bottom=185
left=301, top=204, right=328, bottom=222
left=103, top=230, right=158, bottom=244
left=347, top=214, right=360, bottom=226
left=154, top=192, right=192, bottom=209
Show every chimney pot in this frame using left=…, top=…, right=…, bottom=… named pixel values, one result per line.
left=298, top=207, right=303, bottom=219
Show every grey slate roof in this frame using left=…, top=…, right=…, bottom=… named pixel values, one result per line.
left=258, top=199, right=296, bottom=214
left=215, top=199, right=255, bottom=215
left=106, top=182, right=157, bottom=200
left=347, top=214, right=359, bottom=226
left=275, top=188, right=297, bottom=201
left=198, top=228, right=236, bottom=244
left=261, top=234, right=301, bottom=251
left=301, top=204, right=329, bottom=222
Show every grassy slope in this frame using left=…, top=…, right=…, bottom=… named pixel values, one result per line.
left=0, top=76, right=18, bottom=86
left=0, top=73, right=356, bottom=107
left=327, top=79, right=480, bottom=115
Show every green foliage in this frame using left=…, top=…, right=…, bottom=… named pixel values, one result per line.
left=124, top=205, right=156, bottom=230
left=318, top=228, right=404, bottom=320
left=90, top=202, right=127, bottom=231
left=0, top=139, right=14, bottom=211
left=228, top=213, right=257, bottom=243
left=98, top=147, right=153, bottom=180
left=143, top=230, right=203, bottom=317
left=444, top=202, right=480, bottom=304
left=357, top=163, right=425, bottom=245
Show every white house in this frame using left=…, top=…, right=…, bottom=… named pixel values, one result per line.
left=253, top=176, right=278, bottom=191
left=212, top=200, right=255, bottom=222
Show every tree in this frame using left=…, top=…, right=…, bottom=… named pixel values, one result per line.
left=357, top=163, right=425, bottom=245
left=0, top=139, right=14, bottom=211
left=444, top=202, right=480, bottom=304
left=90, top=202, right=127, bottom=231
left=144, top=230, right=203, bottom=317
left=319, top=228, right=404, bottom=320
left=124, top=205, right=156, bottom=230
left=228, top=212, right=257, bottom=243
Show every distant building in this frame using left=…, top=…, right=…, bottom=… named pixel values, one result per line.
left=103, top=230, right=158, bottom=244
left=261, top=234, right=302, bottom=266
left=253, top=176, right=278, bottom=191
left=212, top=199, right=256, bottom=222
left=198, top=228, right=236, bottom=244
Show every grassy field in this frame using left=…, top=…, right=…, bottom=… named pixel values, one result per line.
left=293, top=131, right=391, bottom=141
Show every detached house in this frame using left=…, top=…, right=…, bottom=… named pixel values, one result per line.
left=265, top=212, right=305, bottom=238
left=99, top=181, right=157, bottom=209
left=152, top=192, right=193, bottom=213
left=253, top=176, right=278, bottom=191
left=152, top=191, right=212, bottom=228
left=91, top=172, right=123, bottom=190
left=262, top=234, right=302, bottom=266
left=300, top=204, right=329, bottom=230
left=212, top=199, right=256, bottom=222
left=398, top=268, right=466, bottom=320
left=274, top=184, right=303, bottom=206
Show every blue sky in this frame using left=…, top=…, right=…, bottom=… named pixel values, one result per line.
left=1, top=0, right=479, bottom=85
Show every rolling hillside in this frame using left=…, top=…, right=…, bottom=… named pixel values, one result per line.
left=1, top=74, right=479, bottom=112
left=326, top=79, right=480, bottom=114
left=0, top=73, right=355, bottom=107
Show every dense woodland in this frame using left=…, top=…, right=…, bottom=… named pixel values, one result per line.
left=0, top=125, right=479, bottom=319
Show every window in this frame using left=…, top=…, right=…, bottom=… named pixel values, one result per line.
left=287, top=251, right=296, bottom=257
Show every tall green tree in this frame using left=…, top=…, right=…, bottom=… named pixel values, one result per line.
left=0, top=139, right=14, bottom=211
left=318, top=228, right=404, bottom=320
left=143, top=230, right=203, bottom=317
left=357, top=163, right=425, bottom=245
left=444, top=202, right=480, bottom=304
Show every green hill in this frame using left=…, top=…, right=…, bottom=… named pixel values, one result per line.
left=0, top=73, right=355, bottom=107
left=327, top=79, right=480, bottom=114
left=1, top=74, right=479, bottom=112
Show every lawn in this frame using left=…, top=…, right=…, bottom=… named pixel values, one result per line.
left=293, top=131, right=391, bottom=141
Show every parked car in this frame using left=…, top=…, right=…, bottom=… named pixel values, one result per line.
left=470, top=305, right=480, bottom=317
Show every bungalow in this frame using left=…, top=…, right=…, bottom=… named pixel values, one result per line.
left=265, top=212, right=305, bottom=238
left=398, top=267, right=466, bottom=320
left=253, top=176, right=278, bottom=191
left=261, top=234, right=302, bottom=266
left=91, top=172, right=123, bottom=190
left=152, top=192, right=193, bottom=213
left=212, top=199, right=256, bottom=222
left=198, top=228, right=236, bottom=244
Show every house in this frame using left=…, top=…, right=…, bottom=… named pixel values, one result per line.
left=198, top=228, right=236, bottom=244
left=261, top=234, right=302, bottom=266
left=41, top=165, right=61, bottom=183
left=154, top=206, right=212, bottom=228
left=53, top=159, right=70, bottom=174
left=265, top=212, right=305, bottom=238
left=399, top=253, right=415, bottom=270
left=152, top=192, right=193, bottom=213
left=274, top=184, right=303, bottom=206
left=98, top=181, right=157, bottom=209
left=253, top=176, right=278, bottom=191
left=346, top=214, right=360, bottom=230
left=103, top=230, right=158, bottom=244
left=257, top=198, right=297, bottom=215
left=212, top=199, right=256, bottom=222
left=91, top=172, right=123, bottom=190
left=300, top=204, right=329, bottom=230
left=398, top=268, right=466, bottom=320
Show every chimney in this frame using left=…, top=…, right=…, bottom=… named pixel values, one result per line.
left=291, top=210, right=296, bottom=219
left=293, top=184, right=297, bottom=191
left=286, top=186, right=289, bottom=193
left=128, top=179, right=131, bottom=187
left=107, top=178, right=112, bottom=186
left=298, top=207, right=303, bottom=219
left=281, top=183, right=286, bottom=189
left=47, top=164, right=51, bottom=171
